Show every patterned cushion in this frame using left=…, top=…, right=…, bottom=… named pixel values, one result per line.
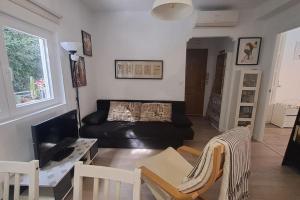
left=140, top=103, right=172, bottom=122
left=107, top=101, right=141, bottom=122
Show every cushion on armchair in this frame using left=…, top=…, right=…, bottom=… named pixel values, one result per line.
left=82, top=110, right=106, bottom=125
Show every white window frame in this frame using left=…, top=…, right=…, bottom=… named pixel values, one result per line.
left=0, top=69, right=9, bottom=120
left=0, top=13, right=64, bottom=121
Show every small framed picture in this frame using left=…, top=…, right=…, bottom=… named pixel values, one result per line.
left=236, top=37, right=262, bottom=65
left=71, top=56, right=87, bottom=88
left=115, top=60, right=163, bottom=79
left=81, top=30, right=92, bottom=56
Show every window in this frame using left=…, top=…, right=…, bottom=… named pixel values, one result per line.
left=3, top=27, right=53, bottom=107
left=0, top=80, right=9, bottom=119
left=0, top=15, right=64, bottom=121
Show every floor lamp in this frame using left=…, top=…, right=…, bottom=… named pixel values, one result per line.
left=60, top=42, right=82, bottom=128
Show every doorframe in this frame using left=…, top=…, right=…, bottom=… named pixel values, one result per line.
left=219, top=52, right=234, bottom=131
left=258, top=28, right=298, bottom=142
left=185, top=36, right=235, bottom=131
left=262, top=33, right=287, bottom=125
left=267, top=33, right=286, bottom=106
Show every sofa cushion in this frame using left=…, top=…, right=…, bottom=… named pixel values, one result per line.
left=107, top=101, right=141, bottom=122
left=80, top=121, right=183, bottom=140
left=82, top=111, right=106, bottom=125
left=140, top=103, right=172, bottom=122
left=97, top=100, right=186, bottom=117
left=172, top=114, right=193, bottom=127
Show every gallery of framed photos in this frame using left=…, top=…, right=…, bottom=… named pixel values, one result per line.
left=234, top=69, right=262, bottom=134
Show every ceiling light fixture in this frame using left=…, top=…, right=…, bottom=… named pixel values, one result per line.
left=151, top=0, right=194, bottom=21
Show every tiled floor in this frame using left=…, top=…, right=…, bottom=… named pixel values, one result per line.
left=263, top=123, right=291, bottom=156
left=66, top=118, right=300, bottom=200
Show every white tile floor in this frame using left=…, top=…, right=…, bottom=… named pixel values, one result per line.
left=263, top=123, right=291, bottom=156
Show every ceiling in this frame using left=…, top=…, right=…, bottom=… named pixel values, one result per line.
left=81, top=0, right=268, bottom=12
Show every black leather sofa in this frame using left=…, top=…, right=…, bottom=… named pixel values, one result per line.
left=79, top=100, right=194, bottom=149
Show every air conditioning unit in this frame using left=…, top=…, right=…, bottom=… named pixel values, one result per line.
left=195, top=10, right=239, bottom=27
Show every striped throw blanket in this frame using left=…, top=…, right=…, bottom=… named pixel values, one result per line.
left=178, top=127, right=251, bottom=200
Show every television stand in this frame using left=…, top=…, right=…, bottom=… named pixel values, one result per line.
left=17, top=138, right=98, bottom=200
left=52, top=147, right=75, bottom=162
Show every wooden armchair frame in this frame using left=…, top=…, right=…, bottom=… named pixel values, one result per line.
left=140, top=144, right=225, bottom=200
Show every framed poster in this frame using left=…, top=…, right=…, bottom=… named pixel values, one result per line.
left=81, top=30, right=92, bottom=56
left=236, top=37, right=262, bottom=65
left=115, top=60, right=163, bottom=79
left=71, top=56, right=87, bottom=88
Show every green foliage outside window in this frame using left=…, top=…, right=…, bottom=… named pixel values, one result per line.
left=3, top=28, right=43, bottom=93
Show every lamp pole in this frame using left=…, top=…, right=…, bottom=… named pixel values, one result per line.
left=75, top=87, right=82, bottom=128
left=69, top=54, right=82, bottom=128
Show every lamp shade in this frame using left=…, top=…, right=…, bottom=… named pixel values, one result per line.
left=60, top=42, right=81, bottom=53
left=151, top=0, right=194, bottom=20
left=70, top=54, right=80, bottom=61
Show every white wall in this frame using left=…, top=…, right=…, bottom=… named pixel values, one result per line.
left=252, top=1, right=300, bottom=140
left=274, top=27, right=300, bottom=103
left=0, top=0, right=97, bottom=162
left=187, top=37, right=234, bottom=115
left=90, top=9, right=265, bottom=138
left=92, top=11, right=195, bottom=101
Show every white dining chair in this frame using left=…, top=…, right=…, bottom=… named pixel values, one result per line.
left=0, top=160, right=39, bottom=200
left=73, top=162, right=141, bottom=200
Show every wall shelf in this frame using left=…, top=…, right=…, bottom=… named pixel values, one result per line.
left=234, top=69, right=262, bottom=134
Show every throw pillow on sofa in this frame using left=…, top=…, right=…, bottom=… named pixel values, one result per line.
left=140, top=103, right=172, bottom=122
left=82, top=110, right=106, bottom=125
left=107, top=101, right=141, bottom=122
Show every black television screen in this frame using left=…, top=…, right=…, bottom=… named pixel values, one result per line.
left=31, top=110, right=78, bottom=167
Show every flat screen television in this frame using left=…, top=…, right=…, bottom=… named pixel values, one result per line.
left=31, top=110, right=79, bottom=167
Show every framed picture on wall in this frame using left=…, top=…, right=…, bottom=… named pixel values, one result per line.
left=81, top=30, right=92, bottom=56
left=115, top=60, right=163, bottom=79
left=71, top=56, right=87, bottom=87
left=236, top=37, right=262, bottom=65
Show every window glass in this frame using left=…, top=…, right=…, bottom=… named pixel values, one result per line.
left=3, top=27, right=52, bottom=107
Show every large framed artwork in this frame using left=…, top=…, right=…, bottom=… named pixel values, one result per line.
left=115, top=60, right=163, bottom=79
left=81, top=30, right=92, bottom=56
left=71, top=56, right=87, bottom=88
left=236, top=37, right=262, bottom=65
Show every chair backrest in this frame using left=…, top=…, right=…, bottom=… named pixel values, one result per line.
left=0, top=160, right=39, bottom=200
left=191, top=144, right=225, bottom=197
left=73, top=162, right=141, bottom=200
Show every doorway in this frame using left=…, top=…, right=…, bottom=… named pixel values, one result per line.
left=185, top=49, right=208, bottom=116
left=185, top=37, right=234, bottom=129
left=263, top=26, right=300, bottom=156
left=206, top=51, right=227, bottom=128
